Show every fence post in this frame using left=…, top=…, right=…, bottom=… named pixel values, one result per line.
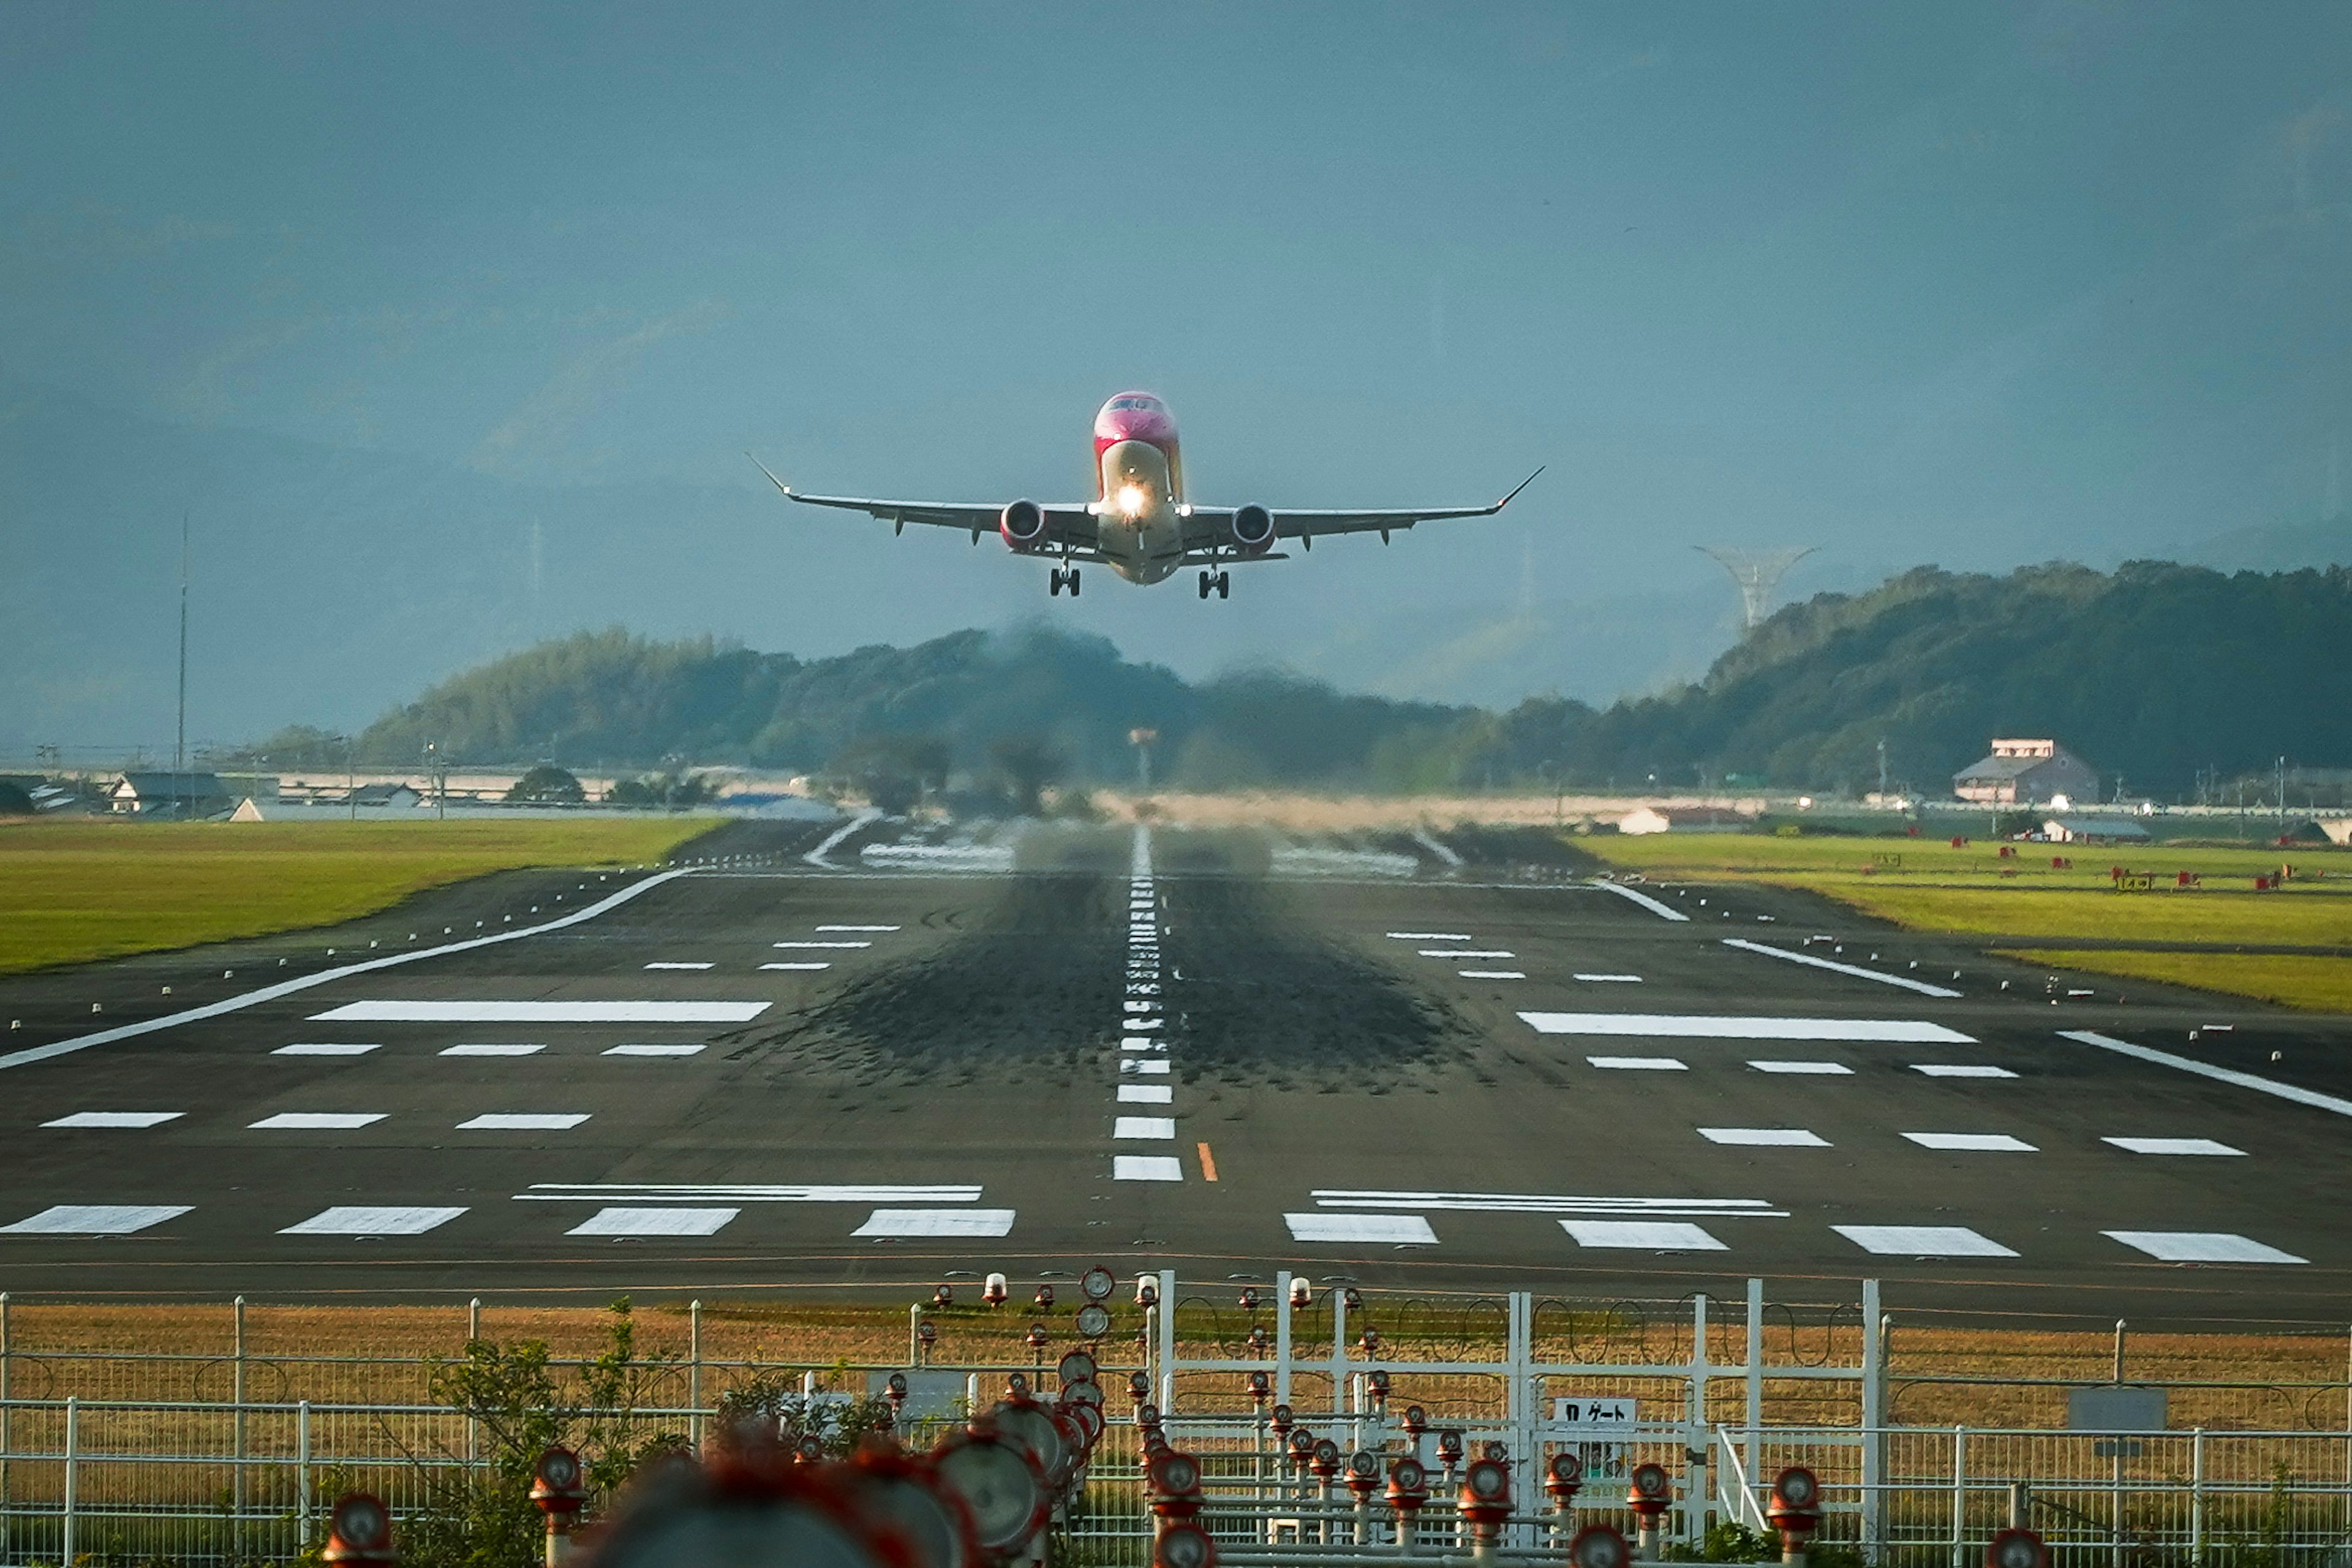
left=1688, top=1292, right=1711, bottom=1547
left=298, top=1400, right=313, bottom=1548
left=233, top=1294, right=248, bottom=1555
left=2190, top=1427, right=2205, bottom=1562
left=1861, top=1280, right=1884, bottom=1558
left=467, top=1297, right=483, bottom=1466
left=1949, top=1425, right=1966, bottom=1568
left=1158, top=1270, right=1177, bottom=1412
left=1744, top=1277, right=1763, bottom=1510
left=62, top=1395, right=77, bottom=1568
left=689, top=1300, right=703, bottom=1448
left=1273, top=1272, right=1293, bottom=1408
left=1, top=1289, right=10, bottom=1566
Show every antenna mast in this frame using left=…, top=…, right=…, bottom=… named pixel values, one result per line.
left=176, top=513, right=190, bottom=777
left=1697, top=545, right=1816, bottom=632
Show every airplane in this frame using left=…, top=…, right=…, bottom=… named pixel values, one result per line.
left=749, top=391, right=1540, bottom=599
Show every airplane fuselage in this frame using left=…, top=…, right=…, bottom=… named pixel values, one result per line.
left=1090, top=393, right=1186, bottom=584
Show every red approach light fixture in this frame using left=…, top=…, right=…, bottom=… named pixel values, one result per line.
left=1345, top=1449, right=1382, bottom=1506
left=1289, top=1278, right=1312, bottom=1308
left=1244, top=1370, right=1270, bottom=1406
left=1134, top=1275, right=1160, bottom=1308
left=1401, top=1404, right=1428, bottom=1440
left=1435, top=1430, right=1466, bottom=1468
left=1459, top=1458, right=1513, bottom=1547
left=982, top=1273, right=1008, bottom=1307
left=1247, top=1325, right=1270, bottom=1354
left=1025, top=1324, right=1049, bottom=1352
left=1366, top=1369, right=1390, bottom=1411
left=1057, top=1349, right=1098, bottom=1387
left=323, top=1493, right=396, bottom=1566
left=1310, top=1438, right=1343, bottom=1485
left=1128, top=1371, right=1153, bottom=1403
left=1570, top=1524, right=1635, bottom=1568
left=1238, top=1286, right=1259, bottom=1311
left=1342, top=1286, right=1363, bottom=1312
left=1359, top=1326, right=1382, bottom=1355
left=1270, top=1402, right=1296, bottom=1440
left=932, top=1284, right=954, bottom=1310
left=1080, top=1265, right=1117, bottom=1302
left=1768, top=1466, right=1823, bottom=1561
left=1986, top=1529, right=2050, bottom=1568
left=1154, top=1521, right=1218, bottom=1568
left=1387, top=1455, right=1431, bottom=1518
left=1546, top=1450, right=1585, bottom=1510
left=1033, top=1284, right=1055, bottom=1312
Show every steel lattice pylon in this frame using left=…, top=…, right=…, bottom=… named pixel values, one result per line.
left=1698, top=545, right=1817, bottom=631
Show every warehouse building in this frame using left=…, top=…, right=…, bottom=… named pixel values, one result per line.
left=1953, top=739, right=2100, bottom=806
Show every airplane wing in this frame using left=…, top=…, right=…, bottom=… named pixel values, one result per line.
left=748, top=456, right=1099, bottom=549
left=1182, top=467, right=1542, bottom=551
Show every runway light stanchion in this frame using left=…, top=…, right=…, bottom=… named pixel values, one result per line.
left=1033, top=1284, right=1055, bottom=1313
left=1147, top=1449, right=1205, bottom=1537
left=1768, top=1466, right=1823, bottom=1566
left=1986, top=1528, right=2050, bottom=1568
left=322, top=1492, right=396, bottom=1566
left=1459, top=1457, right=1512, bottom=1559
left=1387, top=1455, right=1430, bottom=1549
left=1626, top=1462, right=1672, bottom=1560
left=1289, top=1278, right=1312, bottom=1308
left=1154, top=1521, right=1218, bottom=1568
left=530, top=1446, right=588, bottom=1564
left=983, top=1273, right=1009, bottom=1306
left=1547, top=1449, right=1585, bottom=1539
left=1134, top=1275, right=1160, bottom=1308
left=932, top=1284, right=954, bottom=1311
left=1570, top=1523, right=1635, bottom=1568
left=883, top=1372, right=908, bottom=1430
left=1346, top=1449, right=1381, bottom=1541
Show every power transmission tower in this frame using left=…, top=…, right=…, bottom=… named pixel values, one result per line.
left=1697, top=545, right=1817, bottom=631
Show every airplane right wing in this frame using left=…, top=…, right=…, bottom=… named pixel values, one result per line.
left=748, top=456, right=1098, bottom=549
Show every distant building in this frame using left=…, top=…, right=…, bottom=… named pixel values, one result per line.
left=343, top=782, right=423, bottom=809
left=2042, top=816, right=2150, bottom=844
left=107, top=772, right=231, bottom=817
left=1953, top=739, right=2100, bottom=805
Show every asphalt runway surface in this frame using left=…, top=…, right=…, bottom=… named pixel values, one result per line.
left=4, top=818, right=2350, bottom=1327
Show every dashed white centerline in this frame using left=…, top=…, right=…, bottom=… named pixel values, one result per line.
left=1589, top=880, right=1690, bottom=921
left=1722, top=938, right=1962, bottom=998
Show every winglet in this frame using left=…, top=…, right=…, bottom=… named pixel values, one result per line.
left=1491, top=466, right=1545, bottom=512
left=745, top=452, right=794, bottom=499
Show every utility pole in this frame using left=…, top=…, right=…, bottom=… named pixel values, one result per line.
left=2278, top=755, right=2288, bottom=835
left=1877, top=738, right=1889, bottom=802
left=176, top=513, right=189, bottom=814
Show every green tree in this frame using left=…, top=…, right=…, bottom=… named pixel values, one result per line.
left=505, top=765, right=584, bottom=804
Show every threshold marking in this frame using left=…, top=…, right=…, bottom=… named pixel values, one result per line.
left=1, top=1204, right=190, bottom=1235
left=1588, top=1055, right=1687, bottom=1071
left=569, top=1207, right=737, bottom=1237
left=1460, top=970, right=1526, bottom=979
left=1524, top=1012, right=1973, bottom=1043
left=1574, top=974, right=1644, bottom=983
left=1698, top=1127, right=1829, bottom=1147
left=1722, top=938, right=1962, bottom=998
left=854, top=1208, right=1016, bottom=1238
left=1118, top=1085, right=1172, bottom=1104
left=1115, top=1116, right=1177, bottom=1140
left=439, top=1043, right=544, bottom=1057
left=603, top=1043, right=705, bottom=1057
left=2104, top=1230, right=2304, bottom=1264
left=1114, top=1155, right=1183, bottom=1182
left=1562, top=1219, right=1726, bottom=1251
left=1122, top=1060, right=1171, bottom=1075
left=274, top=1042, right=379, bottom=1057
left=1313, top=1189, right=1787, bottom=1219
left=314, top=1001, right=768, bottom=1023
left=516, top=1183, right=982, bottom=1204
left=1834, top=1224, right=2017, bottom=1258
left=0, top=868, right=695, bottom=1073
left=281, top=1205, right=465, bottom=1237
left=2103, top=1136, right=2244, bottom=1156
left=1589, top=880, right=1690, bottom=921
left=2062, top=1030, right=2352, bottom=1118
left=643, top=962, right=714, bottom=971
left=1286, top=1213, right=1434, bottom=1245
left=1903, top=1131, right=2036, bottom=1152
left=458, top=1113, right=589, bottom=1131
left=1913, top=1064, right=2016, bottom=1079
left=1748, top=1060, right=1852, bottom=1076
left=41, top=1111, right=183, bottom=1128
left=761, top=962, right=830, bottom=971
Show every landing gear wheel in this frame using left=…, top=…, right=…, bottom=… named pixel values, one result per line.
left=1198, top=570, right=1213, bottom=600
left=1068, top=568, right=1080, bottom=597
left=1049, top=568, right=1071, bottom=597
left=1215, top=571, right=1231, bottom=600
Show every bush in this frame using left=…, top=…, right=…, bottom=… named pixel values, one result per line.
left=505, top=766, right=585, bottom=804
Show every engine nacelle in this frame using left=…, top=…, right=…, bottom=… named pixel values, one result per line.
left=1000, top=499, right=1047, bottom=551
left=1231, top=503, right=1275, bottom=555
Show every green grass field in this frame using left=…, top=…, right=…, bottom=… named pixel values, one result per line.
left=0, top=816, right=717, bottom=974
left=1584, top=830, right=2352, bottom=1009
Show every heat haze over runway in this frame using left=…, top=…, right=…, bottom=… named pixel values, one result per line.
left=2, top=819, right=2346, bottom=1326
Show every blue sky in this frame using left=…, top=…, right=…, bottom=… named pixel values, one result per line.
left=4, top=2, right=2350, bottom=745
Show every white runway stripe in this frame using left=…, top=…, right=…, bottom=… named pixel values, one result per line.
left=1699, top=1127, right=1829, bottom=1147
left=2062, top=1030, right=2352, bottom=1118
left=516, top=1183, right=982, bottom=1203
left=458, top=1113, right=588, bottom=1130
left=1389, top=932, right=1472, bottom=941
left=1589, top=880, right=1690, bottom=921
left=439, top=1043, right=544, bottom=1057
left=1903, top=1132, right=2036, bottom=1152
left=1524, top=1012, right=1973, bottom=1043
left=1460, top=970, right=1526, bottom=979
left=1118, top=1085, right=1173, bottom=1103
left=1314, top=1189, right=1787, bottom=1218
left=1748, top=1060, right=1852, bottom=1075
left=1, top=1204, right=190, bottom=1235
left=853, top=1208, right=1016, bottom=1238
left=1114, top=1156, right=1182, bottom=1182
left=250, top=1112, right=385, bottom=1129
left=1574, top=974, right=1644, bottom=983
left=643, top=962, right=714, bottom=970
left=603, top=1044, right=706, bottom=1057
left=1286, top=1213, right=1438, bottom=1244
left=1421, top=949, right=1515, bottom=959
left=314, top=1001, right=769, bottom=1023
left=1121, top=1038, right=1166, bottom=1052
left=281, top=1205, right=465, bottom=1236
left=2104, top=1230, right=2304, bottom=1264
left=569, top=1207, right=737, bottom=1236
left=1562, top=1219, right=1727, bottom=1251
left=1123, top=1060, right=1171, bottom=1075
left=1115, top=1117, right=1177, bottom=1139
left=1912, top=1064, right=2016, bottom=1079
left=1835, top=1224, right=2017, bottom=1258
left=818, top=925, right=900, bottom=932
left=41, top=1111, right=183, bottom=1128
left=1721, top=938, right=1962, bottom=997
left=772, top=941, right=872, bottom=949
left=762, top=962, right=830, bottom=971
left=273, top=1042, right=380, bottom=1056
left=1588, top=1056, right=1687, bottom=1071
left=2103, top=1136, right=2245, bottom=1156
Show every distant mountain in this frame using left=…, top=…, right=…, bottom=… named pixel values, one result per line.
left=2184, top=513, right=2352, bottom=574
left=325, top=559, right=2352, bottom=799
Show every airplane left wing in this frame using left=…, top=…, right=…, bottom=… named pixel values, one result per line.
left=1182, top=467, right=1542, bottom=549
left=748, top=456, right=1099, bottom=549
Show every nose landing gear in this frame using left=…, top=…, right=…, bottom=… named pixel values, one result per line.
left=1197, top=570, right=1230, bottom=600
left=1049, top=568, right=1081, bottom=597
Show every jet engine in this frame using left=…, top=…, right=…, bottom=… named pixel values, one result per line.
left=1231, top=503, right=1276, bottom=555
left=1000, top=499, right=1047, bottom=550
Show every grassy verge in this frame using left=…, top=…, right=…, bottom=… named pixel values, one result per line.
left=0, top=816, right=717, bottom=974
left=1583, top=832, right=2352, bottom=1008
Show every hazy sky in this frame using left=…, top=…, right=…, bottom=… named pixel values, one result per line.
left=5, top=2, right=2350, bottom=744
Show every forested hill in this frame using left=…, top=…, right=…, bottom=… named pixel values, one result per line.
left=285, top=560, right=2352, bottom=798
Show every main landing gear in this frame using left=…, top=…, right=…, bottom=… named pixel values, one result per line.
left=1197, top=570, right=1231, bottom=600
left=1049, top=567, right=1081, bottom=597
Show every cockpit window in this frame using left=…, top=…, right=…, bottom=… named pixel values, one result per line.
left=1110, top=396, right=1158, bottom=411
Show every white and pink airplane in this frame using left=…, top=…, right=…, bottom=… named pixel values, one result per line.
left=751, top=391, right=1539, bottom=599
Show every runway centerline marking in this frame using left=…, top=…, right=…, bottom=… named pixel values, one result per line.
left=1747, top=1060, right=1852, bottom=1075
left=40, top=1111, right=184, bottom=1128
left=1, top=1204, right=190, bottom=1235
left=762, top=962, right=830, bottom=971
left=643, top=962, right=714, bottom=971
left=2062, top=1030, right=2352, bottom=1118
left=1460, top=970, right=1526, bottom=979
left=1574, top=974, right=1644, bottom=983
left=313, top=1001, right=769, bottom=1023
left=1913, top=1064, right=2016, bottom=1079
left=818, top=925, right=900, bottom=932
left=1420, top=949, right=1515, bottom=959
left=1589, top=880, right=1690, bottom=921
left=1388, top=933, right=1472, bottom=941
left=1721, top=938, right=1962, bottom=998
left=1524, top=1012, right=1974, bottom=1043
left=0, top=868, right=696, bottom=1072
left=772, top=941, right=872, bottom=949
left=603, top=1044, right=706, bottom=1057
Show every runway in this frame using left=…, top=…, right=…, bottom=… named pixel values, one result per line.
left=2, top=819, right=2346, bottom=1326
